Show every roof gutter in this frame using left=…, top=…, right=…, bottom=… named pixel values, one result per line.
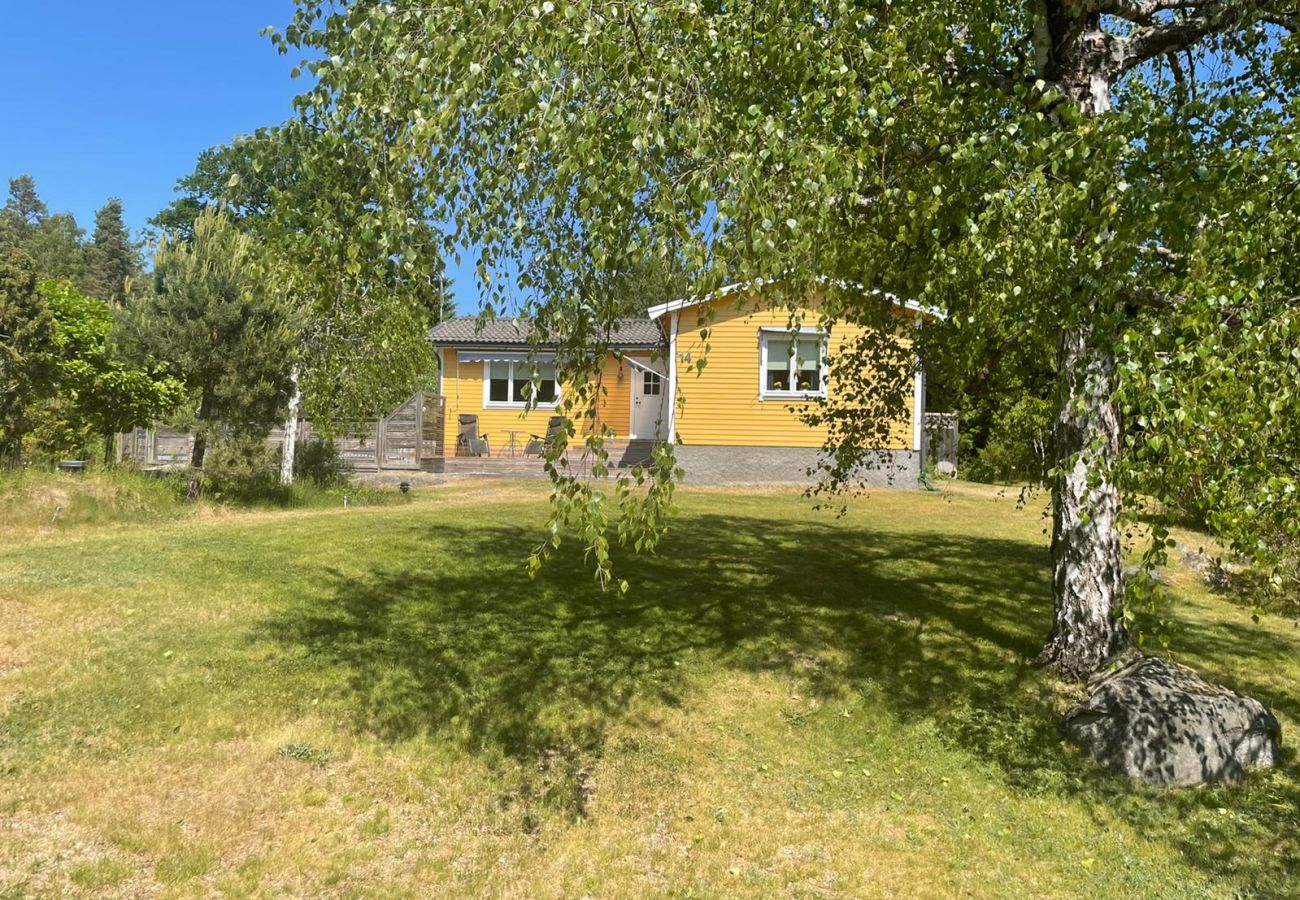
left=646, top=277, right=948, bottom=321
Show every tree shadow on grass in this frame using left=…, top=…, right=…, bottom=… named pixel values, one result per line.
left=262, top=511, right=1299, bottom=891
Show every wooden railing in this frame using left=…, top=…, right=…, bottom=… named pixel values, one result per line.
left=119, top=393, right=447, bottom=473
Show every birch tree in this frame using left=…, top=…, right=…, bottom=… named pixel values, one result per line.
left=274, top=1, right=1300, bottom=679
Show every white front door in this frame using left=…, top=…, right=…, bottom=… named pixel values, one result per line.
left=630, top=363, right=667, bottom=439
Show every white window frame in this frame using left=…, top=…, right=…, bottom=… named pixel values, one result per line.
left=482, top=358, right=561, bottom=410
left=640, top=368, right=663, bottom=397
left=758, top=327, right=828, bottom=401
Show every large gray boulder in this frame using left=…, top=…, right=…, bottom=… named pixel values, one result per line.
left=1063, top=656, right=1281, bottom=787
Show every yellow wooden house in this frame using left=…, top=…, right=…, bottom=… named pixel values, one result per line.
left=428, top=284, right=931, bottom=483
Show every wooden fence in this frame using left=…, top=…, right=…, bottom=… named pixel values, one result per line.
left=119, top=393, right=446, bottom=474
left=329, top=392, right=445, bottom=472
left=925, top=412, right=959, bottom=468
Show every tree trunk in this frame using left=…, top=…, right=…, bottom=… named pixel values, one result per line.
left=191, top=388, right=213, bottom=470
left=280, top=366, right=301, bottom=486
left=1036, top=312, right=1128, bottom=680
left=1031, top=5, right=1131, bottom=680
left=190, top=431, right=208, bottom=470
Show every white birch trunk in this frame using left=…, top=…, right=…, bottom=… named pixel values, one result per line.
left=280, top=366, right=301, bottom=486
left=1036, top=314, right=1128, bottom=678
left=1032, top=4, right=1129, bottom=678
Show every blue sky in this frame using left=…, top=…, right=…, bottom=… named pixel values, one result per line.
left=0, top=1, right=481, bottom=311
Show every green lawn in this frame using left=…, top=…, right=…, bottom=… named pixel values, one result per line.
left=0, top=479, right=1296, bottom=898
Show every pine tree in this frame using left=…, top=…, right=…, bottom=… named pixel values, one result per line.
left=0, top=175, right=49, bottom=251
left=121, top=208, right=293, bottom=469
left=0, top=249, right=56, bottom=464
left=86, top=198, right=138, bottom=305
left=3, top=176, right=48, bottom=229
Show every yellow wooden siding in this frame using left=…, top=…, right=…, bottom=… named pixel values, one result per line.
left=598, top=354, right=638, bottom=436
left=440, top=350, right=636, bottom=449
left=668, top=295, right=914, bottom=449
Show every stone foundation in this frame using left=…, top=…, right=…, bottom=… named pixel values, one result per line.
left=420, top=444, right=920, bottom=488
left=672, top=445, right=919, bottom=488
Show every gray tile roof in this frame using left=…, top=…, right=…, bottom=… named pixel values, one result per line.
left=427, top=316, right=664, bottom=348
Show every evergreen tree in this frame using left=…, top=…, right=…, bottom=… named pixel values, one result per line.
left=0, top=175, right=49, bottom=251
left=28, top=213, right=88, bottom=286
left=86, top=198, right=138, bottom=305
left=121, top=208, right=293, bottom=468
left=0, top=176, right=92, bottom=286
left=3, top=175, right=48, bottom=229
left=0, top=250, right=56, bottom=464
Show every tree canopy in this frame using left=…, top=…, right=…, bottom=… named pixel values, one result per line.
left=273, top=1, right=1300, bottom=674
left=0, top=251, right=55, bottom=463
left=20, top=280, right=183, bottom=460
left=153, top=130, right=455, bottom=423
left=149, top=143, right=283, bottom=239
left=121, top=208, right=295, bottom=468
left=0, top=175, right=142, bottom=305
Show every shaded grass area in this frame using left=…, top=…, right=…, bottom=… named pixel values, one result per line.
left=0, top=482, right=1296, bottom=896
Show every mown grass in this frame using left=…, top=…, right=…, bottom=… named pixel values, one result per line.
left=0, top=480, right=1296, bottom=897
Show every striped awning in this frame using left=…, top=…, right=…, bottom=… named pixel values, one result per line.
left=456, top=351, right=556, bottom=364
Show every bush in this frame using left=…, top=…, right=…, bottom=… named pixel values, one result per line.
left=293, top=438, right=348, bottom=486
left=196, top=433, right=407, bottom=510
left=963, top=395, right=1051, bottom=484
left=24, top=396, right=102, bottom=463
left=200, top=434, right=290, bottom=505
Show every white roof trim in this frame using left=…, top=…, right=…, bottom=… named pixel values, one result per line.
left=623, top=355, right=661, bottom=375
left=646, top=276, right=947, bottom=321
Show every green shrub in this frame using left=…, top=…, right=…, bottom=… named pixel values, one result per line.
left=199, top=434, right=290, bottom=505
left=293, top=438, right=349, bottom=486
left=963, top=395, right=1051, bottom=484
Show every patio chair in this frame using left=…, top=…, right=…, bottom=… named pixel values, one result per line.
left=456, top=414, right=491, bottom=457
left=525, top=415, right=567, bottom=457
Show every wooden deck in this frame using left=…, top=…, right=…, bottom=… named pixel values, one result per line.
left=439, top=439, right=662, bottom=477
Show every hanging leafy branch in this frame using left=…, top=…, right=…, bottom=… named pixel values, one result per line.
left=270, top=1, right=1300, bottom=674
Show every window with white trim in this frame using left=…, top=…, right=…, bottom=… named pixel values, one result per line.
left=485, top=359, right=558, bottom=407
left=760, top=330, right=827, bottom=399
